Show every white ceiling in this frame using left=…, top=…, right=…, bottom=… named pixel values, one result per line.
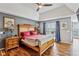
left=22, top=3, right=79, bottom=13
left=38, top=3, right=64, bottom=13
left=0, top=3, right=39, bottom=20
left=0, top=3, right=79, bottom=21
left=65, top=3, right=79, bottom=13
left=22, top=3, right=64, bottom=13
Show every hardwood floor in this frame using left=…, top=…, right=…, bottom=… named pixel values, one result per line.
left=0, top=39, right=79, bottom=56
left=0, top=47, right=30, bottom=56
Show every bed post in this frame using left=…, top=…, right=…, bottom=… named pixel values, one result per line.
left=39, top=47, right=41, bottom=56
left=38, top=41, right=41, bottom=56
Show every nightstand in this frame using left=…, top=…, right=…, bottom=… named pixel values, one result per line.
left=5, top=36, right=19, bottom=52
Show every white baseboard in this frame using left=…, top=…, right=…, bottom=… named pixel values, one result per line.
left=0, top=48, right=5, bottom=51
left=61, top=41, right=72, bottom=44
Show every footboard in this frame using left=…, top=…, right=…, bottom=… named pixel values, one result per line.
left=39, top=39, right=54, bottom=55
left=21, top=39, right=54, bottom=56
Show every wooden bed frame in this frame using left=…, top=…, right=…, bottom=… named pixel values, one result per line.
left=17, top=24, right=54, bottom=56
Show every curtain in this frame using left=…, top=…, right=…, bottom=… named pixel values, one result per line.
left=43, top=22, right=46, bottom=34
left=56, top=21, right=61, bottom=42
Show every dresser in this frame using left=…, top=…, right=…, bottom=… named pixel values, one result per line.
left=5, top=36, right=19, bottom=52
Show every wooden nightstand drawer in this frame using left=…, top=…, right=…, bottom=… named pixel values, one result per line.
left=5, top=36, right=19, bottom=52
left=12, top=40, right=18, bottom=43
left=7, top=44, right=12, bottom=49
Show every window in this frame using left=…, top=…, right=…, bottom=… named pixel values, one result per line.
left=72, top=22, right=79, bottom=39
left=45, top=22, right=56, bottom=34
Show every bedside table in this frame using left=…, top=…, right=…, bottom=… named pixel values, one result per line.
left=5, top=36, right=19, bottom=52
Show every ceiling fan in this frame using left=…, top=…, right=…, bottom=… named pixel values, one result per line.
left=35, top=3, right=53, bottom=11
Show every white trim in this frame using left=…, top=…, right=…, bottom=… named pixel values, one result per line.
left=0, top=48, right=5, bottom=51
left=39, top=14, right=76, bottom=21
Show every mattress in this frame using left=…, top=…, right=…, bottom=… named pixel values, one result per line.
left=21, top=34, right=54, bottom=46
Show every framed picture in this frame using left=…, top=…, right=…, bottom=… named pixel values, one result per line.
left=61, top=21, right=68, bottom=30
left=3, top=17, right=15, bottom=29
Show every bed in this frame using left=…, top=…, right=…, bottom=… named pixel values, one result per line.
left=17, top=24, right=54, bottom=55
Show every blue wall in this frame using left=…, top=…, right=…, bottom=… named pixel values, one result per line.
left=0, top=12, right=37, bottom=48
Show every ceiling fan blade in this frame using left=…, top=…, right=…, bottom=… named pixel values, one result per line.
left=43, top=4, right=52, bottom=6
left=36, top=3, right=41, bottom=5
left=35, top=3, right=53, bottom=11
left=37, top=8, right=40, bottom=11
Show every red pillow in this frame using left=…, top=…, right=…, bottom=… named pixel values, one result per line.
left=21, top=32, right=24, bottom=36
left=24, top=31, right=30, bottom=36
left=21, top=31, right=31, bottom=40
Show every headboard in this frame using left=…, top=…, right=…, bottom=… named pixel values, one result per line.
left=17, top=24, right=35, bottom=37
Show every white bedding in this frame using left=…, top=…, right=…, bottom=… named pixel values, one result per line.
left=21, top=34, right=54, bottom=46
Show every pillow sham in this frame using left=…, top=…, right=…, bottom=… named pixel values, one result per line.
left=21, top=31, right=31, bottom=40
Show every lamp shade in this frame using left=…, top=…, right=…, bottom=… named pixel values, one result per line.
left=0, top=31, right=3, bottom=34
